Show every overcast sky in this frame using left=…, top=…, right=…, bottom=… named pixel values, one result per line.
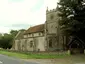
left=0, top=0, right=58, bottom=33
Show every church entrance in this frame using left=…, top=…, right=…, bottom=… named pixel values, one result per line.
left=70, top=42, right=84, bottom=54
left=67, top=36, right=85, bottom=54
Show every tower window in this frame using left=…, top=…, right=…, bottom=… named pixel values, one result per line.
left=50, top=14, right=54, bottom=19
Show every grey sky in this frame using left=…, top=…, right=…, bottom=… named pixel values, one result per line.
left=0, top=0, right=58, bottom=33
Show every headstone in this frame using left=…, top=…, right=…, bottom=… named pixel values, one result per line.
left=67, top=50, right=70, bottom=55
left=84, top=49, right=85, bottom=54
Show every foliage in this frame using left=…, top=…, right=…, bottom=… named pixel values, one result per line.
left=0, top=29, right=25, bottom=49
left=58, top=0, right=85, bottom=36
left=0, top=34, right=12, bottom=49
left=10, top=30, right=18, bottom=37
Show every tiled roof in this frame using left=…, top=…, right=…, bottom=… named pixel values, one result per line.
left=24, top=24, right=44, bottom=34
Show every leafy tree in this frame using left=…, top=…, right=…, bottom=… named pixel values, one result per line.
left=10, top=30, right=18, bottom=37
left=0, top=33, right=12, bottom=49
left=19, top=29, right=25, bottom=31
left=0, top=29, right=25, bottom=49
left=58, top=0, right=85, bottom=36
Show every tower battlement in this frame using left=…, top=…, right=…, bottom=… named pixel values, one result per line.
left=46, top=8, right=57, bottom=14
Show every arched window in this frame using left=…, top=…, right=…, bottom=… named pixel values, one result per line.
left=30, top=41, right=33, bottom=47
left=49, top=39, right=52, bottom=48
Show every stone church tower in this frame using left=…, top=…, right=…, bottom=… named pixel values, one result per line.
left=45, top=7, right=66, bottom=51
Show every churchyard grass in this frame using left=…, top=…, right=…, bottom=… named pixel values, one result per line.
left=0, top=49, right=70, bottom=59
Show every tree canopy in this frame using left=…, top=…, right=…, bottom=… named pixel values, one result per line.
left=58, top=0, right=85, bottom=36
left=0, top=29, right=25, bottom=49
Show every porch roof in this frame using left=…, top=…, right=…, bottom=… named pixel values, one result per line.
left=67, top=36, right=85, bottom=47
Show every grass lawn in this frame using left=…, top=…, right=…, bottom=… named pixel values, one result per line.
left=0, top=50, right=70, bottom=59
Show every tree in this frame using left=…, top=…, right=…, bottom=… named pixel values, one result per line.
left=0, top=30, right=18, bottom=49
left=10, top=30, right=18, bottom=37
left=0, top=29, right=25, bottom=49
left=19, top=29, right=25, bottom=31
left=58, top=0, right=85, bottom=36
left=0, top=33, right=12, bottom=49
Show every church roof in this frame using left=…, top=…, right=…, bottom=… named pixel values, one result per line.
left=24, top=24, right=44, bottom=34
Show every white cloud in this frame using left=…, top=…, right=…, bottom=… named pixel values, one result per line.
left=0, top=27, right=10, bottom=33
left=45, top=0, right=59, bottom=10
left=0, top=0, right=58, bottom=33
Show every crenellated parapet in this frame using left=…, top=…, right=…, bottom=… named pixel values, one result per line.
left=46, top=4, right=59, bottom=14
left=46, top=8, right=57, bottom=14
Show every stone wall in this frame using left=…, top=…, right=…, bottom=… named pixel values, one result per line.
left=35, top=36, right=46, bottom=51
left=13, top=32, right=46, bottom=52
